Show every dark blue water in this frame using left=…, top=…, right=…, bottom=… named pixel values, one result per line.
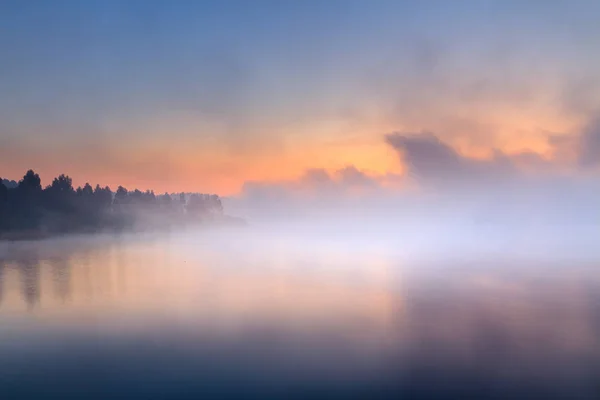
left=0, top=231, right=598, bottom=399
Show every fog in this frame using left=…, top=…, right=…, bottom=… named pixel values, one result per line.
left=1, top=195, right=599, bottom=399
left=2, top=116, right=600, bottom=400
left=223, top=128, right=600, bottom=253
left=222, top=178, right=599, bottom=264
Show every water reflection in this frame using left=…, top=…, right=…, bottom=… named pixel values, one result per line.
left=400, top=261, right=600, bottom=398
left=0, top=234, right=398, bottom=345
left=0, top=259, right=4, bottom=306
left=20, top=252, right=41, bottom=310
left=0, top=232, right=598, bottom=398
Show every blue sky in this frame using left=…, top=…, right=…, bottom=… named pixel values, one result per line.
left=1, top=0, right=599, bottom=193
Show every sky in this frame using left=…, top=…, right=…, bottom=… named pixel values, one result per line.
left=1, top=0, right=600, bottom=195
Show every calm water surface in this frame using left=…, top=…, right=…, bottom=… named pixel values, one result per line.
left=0, top=229, right=598, bottom=399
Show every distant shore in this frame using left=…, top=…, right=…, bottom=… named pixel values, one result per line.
left=2, top=170, right=245, bottom=243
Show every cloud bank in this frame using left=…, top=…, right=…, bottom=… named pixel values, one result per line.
left=227, top=117, right=600, bottom=226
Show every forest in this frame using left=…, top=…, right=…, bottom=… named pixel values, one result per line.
left=0, top=170, right=231, bottom=239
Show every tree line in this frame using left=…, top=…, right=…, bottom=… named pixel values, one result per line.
left=0, top=170, right=224, bottom=237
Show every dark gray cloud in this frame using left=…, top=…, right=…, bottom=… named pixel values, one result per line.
left=384, top=131, right=524, bottom=189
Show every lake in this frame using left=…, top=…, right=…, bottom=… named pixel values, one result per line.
left=0, top=228, right=598, bottom=399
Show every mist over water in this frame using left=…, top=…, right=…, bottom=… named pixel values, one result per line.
left=3, top=0, right=600, bottom=398
left=0, top=225, right=599, bottom=399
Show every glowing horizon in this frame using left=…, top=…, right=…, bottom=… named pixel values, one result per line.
left=1, top=1, right=599, bottom=196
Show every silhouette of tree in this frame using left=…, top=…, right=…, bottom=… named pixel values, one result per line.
left=1, top=179, right=17, bottom=189
left=0, top=179, right=7, bottom=204
left=18, top=170, right=42, bottom=194
left=187, top=194, right=206, bottom=215
left=0, top=170, right=229, bottom=237
left=49, top=174, right=74, bottom=194
left=143, top=190, right=156, bottom=204
left=11, top=170, right=44, bottom=230
left=78, top=183, right=93, bottom=197
left=44, top=174, right=77, bottom=222
left=0, top=180, right=7, bottom=230
left=160, top=193, right=172, bottom=206
left=115, top=186, right=128, bottom=204
left=209, top=194, right=223, bottom=214
left=130, top=189, right=143, bottom=204
left=187, top=193, right=224, bottom=217
left=94, top=185, right=113, bottom=209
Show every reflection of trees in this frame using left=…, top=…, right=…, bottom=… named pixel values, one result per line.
left=0, top=237, right=134, bottom=309
left=18, top=254, right=41, bottom=310
left=50, top=256, right=71, bottom=303
left=78, top=248, right=94, bottom=302
left=113, top=239, right=127, bottom=296
left=0, top=260, right=5, bottom=307
left=1, top=243, right=78, bottom=309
